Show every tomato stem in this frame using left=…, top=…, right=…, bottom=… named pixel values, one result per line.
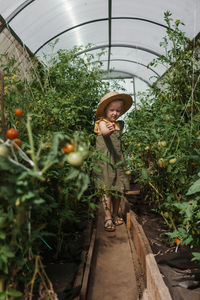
left=27, top=256, right=55, bottom=300
left=149, top=181, right=164, bottom=200
left=41, top=161, right=54, bottom=175
left=0, top=275, right=5, bottom=293
left=26, top=115, right=39, bottom=172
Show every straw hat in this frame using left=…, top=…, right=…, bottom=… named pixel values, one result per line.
left=96, top=91, right=133, bottom=118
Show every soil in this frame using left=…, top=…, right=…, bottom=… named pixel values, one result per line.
left=33, top=203, right=94, bottom=300
left=127, top=182, right=200, bottom=300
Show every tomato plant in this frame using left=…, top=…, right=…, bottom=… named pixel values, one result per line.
left=123, top=12, right=200, bottom=256
left=0, top=44, right=124, bottom=296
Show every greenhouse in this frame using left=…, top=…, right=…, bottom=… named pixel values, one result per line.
left=0, top=1, right=200, bottom=299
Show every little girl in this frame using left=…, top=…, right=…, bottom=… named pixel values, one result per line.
left=94, top=91, right=133, bottom=231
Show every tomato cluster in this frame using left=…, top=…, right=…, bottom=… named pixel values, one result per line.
left=62, top=142, right=89, bottom=167
left=6, top=108, right=24, bottom=151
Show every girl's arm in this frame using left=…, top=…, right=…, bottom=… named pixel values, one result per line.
left=99, top=121, right=115, bottom=136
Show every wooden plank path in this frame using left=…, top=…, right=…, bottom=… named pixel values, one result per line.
left=86, top=208, right=139, bottom=300
left=74, top=186, right=172, bottom=300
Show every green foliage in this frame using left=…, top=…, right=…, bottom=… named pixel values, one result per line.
left=0, top=45, right=121, bottom=296
left=187, top=172, right=200, bottom=195
left=123, top=12, right=200, bottom=252
left=192, top=252, right=200, bottom=262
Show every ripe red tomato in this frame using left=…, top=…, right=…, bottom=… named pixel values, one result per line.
left=175, top=238, right=182, bottom=245
left=6, top=128, right=19, bottom=140
left=15, top=108, right=23, bottom=117
left=62, top=143, right=75, bottom=154
left=12, top=138, right=22, bottom=151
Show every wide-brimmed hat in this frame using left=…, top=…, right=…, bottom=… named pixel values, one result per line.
left=96, top=91, right=133, bottom=118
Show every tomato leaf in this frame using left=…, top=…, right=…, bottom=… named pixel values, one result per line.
left=7, top=289, right=23, bottom=297
left=65, top=168, right=79, bottom=180
left=187, top=179, right=200, bottom=195
left=192, top=252, right=200, bottom=261
left=93, top=166, right=102, bottom=173
left=141, top=168, right=148, bottom=180
left=0, top=232, right=6, bottom=240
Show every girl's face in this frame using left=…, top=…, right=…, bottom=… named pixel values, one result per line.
left=105, top=100, right=123, bottom=122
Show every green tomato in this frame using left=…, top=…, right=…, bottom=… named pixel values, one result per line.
left=158, top=141, right=166, bottom=147
left=0, top=144, right=9, bottom=158
left=158, top=158, right=168, bottom=168
left=164, top=212, right=169, bottom=218
left=78, top=145, right=89, bottom=159
left=66, top=152, right=83, bottom=166
left=161, top=141, right=166, bottom=147
left=125, top=170, right=131, bottom=175
left=169, top=158, right=177, bottom=164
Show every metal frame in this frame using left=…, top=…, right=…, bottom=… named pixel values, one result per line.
left=102, top=69, right=151, bottom=86
left=2, top=0, right=168, bottom=78
left=5, top=0, right=36, bottom=23
left=77, top=44, right=161, bottom=58
left=132, top=76, right=137, bottom=110
left=0, top=1, right=173, bottom=84
left=103, top=59, right=160, bottom=76
left=33, top=17, right=168, bottom=55
left=108, top=0, right=112, bottom=71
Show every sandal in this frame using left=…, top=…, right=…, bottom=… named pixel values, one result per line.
left=113, top=216, right=124, bottom=226
left=104, top=218, right=116, bottom=232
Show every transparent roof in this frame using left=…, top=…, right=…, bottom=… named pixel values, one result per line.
left=0, top=0, right=199, bottom=89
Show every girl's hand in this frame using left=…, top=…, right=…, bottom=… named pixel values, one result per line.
left=98, top=121, right=115, bottom=136
left=106, top=122, right=115, bottom=132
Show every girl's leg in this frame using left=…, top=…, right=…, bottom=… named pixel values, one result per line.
left=112, top=196, right=121, bottom=217
left=112, top=193, right=124, bottom=226
left=101, top=193, right=112, bottom=219
left=101, top=194, right=115, bottom=231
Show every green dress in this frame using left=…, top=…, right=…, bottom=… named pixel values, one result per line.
left=94, top=120, right=130, bottom=194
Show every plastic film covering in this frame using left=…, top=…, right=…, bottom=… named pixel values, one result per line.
left=112, top=19, right=167, bottom=56
left=7, top=0, right=108, bottom=52
left=109, top=59, right=155, bottom=85
left=112, top=0, right=200, bottom=38
left=0, top=0, right=25, bottom=18
left=0, top=0, right=199, bottom=90
left=109, top=47, right=166, bottom=76
left=37, top=21, right=108, bottom=60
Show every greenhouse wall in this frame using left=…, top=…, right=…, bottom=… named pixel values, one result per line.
left=0, top=27, right=33, bottom=80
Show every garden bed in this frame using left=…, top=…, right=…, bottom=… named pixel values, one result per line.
left=127, top=183, right=200, bottom=300
left=40, top=221, right=93, bottom=300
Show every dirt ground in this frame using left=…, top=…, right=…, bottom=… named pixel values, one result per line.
left=127, top=182, right=200, bottom=300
